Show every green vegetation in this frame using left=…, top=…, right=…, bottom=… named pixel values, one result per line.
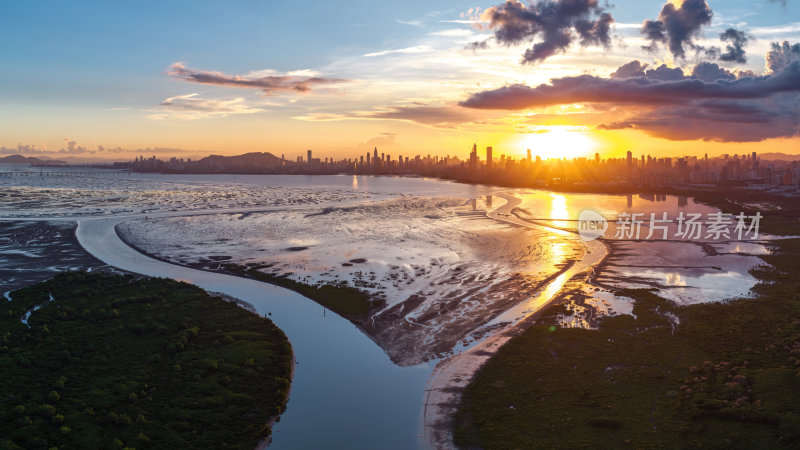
left=455, top=235, right=800, bottom=447
left=222, top=263, right=384, bottom=321
left=0, top=272, right=292, bottom=449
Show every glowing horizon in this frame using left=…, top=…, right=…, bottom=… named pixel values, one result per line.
left=1, top=1, right=799, bottom=162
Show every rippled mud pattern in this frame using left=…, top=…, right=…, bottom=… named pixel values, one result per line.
left=0, top=175, right=372, bottom=217
left=118, top=197, right=584, bottom=365
left=0, top=221, right=103, bottom=292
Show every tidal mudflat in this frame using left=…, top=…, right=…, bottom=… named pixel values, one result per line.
left=0, top=221, right=104, bottom=293
left=117, top=196, right=583, bottom=365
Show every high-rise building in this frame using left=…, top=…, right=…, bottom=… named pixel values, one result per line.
left=626, top=150, right=633, bottom=169
left=469, top=144, right=478, bottom=170
left=752, top=151, right=758, bottom=170
left=527, top=149, right=532, bottom=162
left=486, top=146, right=493, bottom=169
left=307, top=149, right=312, bottom=166
left=373, top=147, right=378, bottom=163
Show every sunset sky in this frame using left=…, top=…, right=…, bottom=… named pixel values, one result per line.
left=1, top=0, right=798, bottom=161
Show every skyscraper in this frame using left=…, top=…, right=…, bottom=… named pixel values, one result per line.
left=626, top=150, right=633, bottom=169
left=527, top=149, right=532, bottom=162
left=307, top=149, right=312, bottom=166
left=469, top=144, right=478, bottom=170
left=486, top=147, right=493, bottom=169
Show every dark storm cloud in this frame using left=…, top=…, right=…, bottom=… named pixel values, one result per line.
left=460, top=53, right=800, bottom=142
left=597, top=97, right=799, bottom=142
left=610, top=60, right=648, bottom=78
left=719, top=28, right=751, bottom=63
left=168, top=63, right=349, bottom=94
left=640, top=19, right=667, bottom=53
left=640, top=0, right=713, bottom=59
left=691, top=61, right=735, bottom=82
left=766, top=41, right=800, bottom=72
left=462, top=62, right=800, bottom=109
left=480, top=0, right=614, bottom=63
left=645, top=64, right=685, bottom=81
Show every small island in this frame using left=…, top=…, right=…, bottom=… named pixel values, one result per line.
left=0, top=272, right=292, bottom=449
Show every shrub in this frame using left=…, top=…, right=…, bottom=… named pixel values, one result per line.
left=587, top=417, right=623, bottom=429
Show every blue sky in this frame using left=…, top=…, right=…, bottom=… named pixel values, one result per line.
left=1, top=1, right=798, bottom=160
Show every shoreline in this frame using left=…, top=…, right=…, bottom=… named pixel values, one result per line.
left=256, top=348, right=296, bottom=450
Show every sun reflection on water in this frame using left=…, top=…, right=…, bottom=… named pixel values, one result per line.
left=665, top=272, right=687, bottom=286
left=549, top=193, right=569, bottom=228
left=548, top=238, right=570, bottom=263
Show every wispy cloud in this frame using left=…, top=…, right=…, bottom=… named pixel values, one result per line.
left=429, top=29, right=474, bottom=37
left=294, top=103, right=498, bottom=129
left=168, top=62, right=349, bottom=94
left=397, top=19, right=424, bottom=27
left=148, top=93, right=265, bottom=120
left=750, top=22, right=800, bottom=36
left=363, top=45, right=434, bottom=57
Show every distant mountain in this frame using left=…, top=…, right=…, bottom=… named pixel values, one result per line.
left=756, top=152, right=800, bottom=161
left=0, top=155, right=66, bottom=165
left=185, top=152, right=283, bottom=173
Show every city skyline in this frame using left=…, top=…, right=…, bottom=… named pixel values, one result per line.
left=125, top=145, right=800, bottom=192
left=2, top=1, right=800, bottom=161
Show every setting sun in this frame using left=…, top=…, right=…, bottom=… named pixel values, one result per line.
left=518, top=126, right=598, bottom=160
